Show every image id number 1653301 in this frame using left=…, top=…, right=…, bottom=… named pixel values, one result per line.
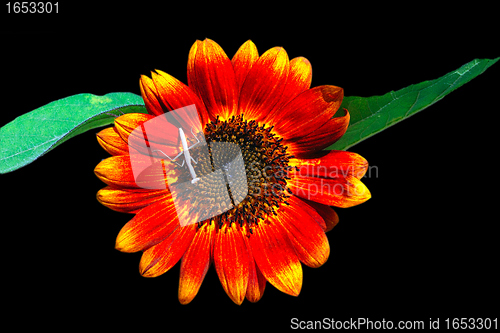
left=6, top=2, right=58, bottom=13
left=445, top=318, right=498, bottom=330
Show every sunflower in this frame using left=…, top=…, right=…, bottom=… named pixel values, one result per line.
left=94, top=39, right=371, bottom=305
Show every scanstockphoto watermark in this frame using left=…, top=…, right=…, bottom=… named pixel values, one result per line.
left=290, top=317, right=499, bottom=330
left=290, top=317, right=426, bottom=330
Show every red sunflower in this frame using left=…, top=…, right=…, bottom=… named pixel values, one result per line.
left=94, top=39, right=371, bottom=305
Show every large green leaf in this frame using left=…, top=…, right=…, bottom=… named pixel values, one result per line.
left=0, top=92, right=146, bottom=174
left=328, top=57, right=499, bottom=151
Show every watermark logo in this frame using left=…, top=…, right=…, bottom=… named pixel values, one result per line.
left=128, top=105, right=247, bottom=227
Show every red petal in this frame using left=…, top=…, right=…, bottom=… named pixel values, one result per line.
left=231, top=40, right=259, bottom=94
left=271, top=85, right=343, bottom=140
left=289, top=150, right=369, bottom=179
left=213, top=223, right=250, bottom=305
left=115, top=113, right=194, bottom=171
left=96, top=127, right=129, bottom=156
left=264, top=56, right=312, bottom=123
left=249, top=219, right=302, bottom=296
left=276, top=196, right=330, bottom=268
left=115, top=112, right=181, bottom=148
left=246, top=257, right=266, bottom=303
left=292, top=197, right=327, bottom=231
left=187, top=39, right=238, bottom=121
left=299, top=198, right=339, bottom=232
left=288, top=174, right=371, bottom=208
left=139, top=74, right=164, bottom=116
left=286, top=109, right=350, bottom=158
left=238, top=46, right=289, bottom=122
left=96, top=186, right=169, bottom=214
left=178, top=222, right=215, bottom=304
left=151, top=70, right=210, bottom=128
left=139, top=224, right=197, bottom=277
left=115, top=198, right=180, bottom=253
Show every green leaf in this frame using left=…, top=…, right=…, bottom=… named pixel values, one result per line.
left=0, top=92, right=146, bottom=174
left=328, top=57, right=499, bottom=151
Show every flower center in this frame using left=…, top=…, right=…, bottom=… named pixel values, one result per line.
left=173, top=114, right=294, bottom=233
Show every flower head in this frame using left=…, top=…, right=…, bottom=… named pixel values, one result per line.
left=94, top=39, right=370, bottom=304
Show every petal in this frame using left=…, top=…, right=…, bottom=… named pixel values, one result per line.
left=94, top=155, right=170, bottom=190
left=187, top=39, right=201, bottom=81
left=113, top=113, right=155, bottom=146
left=151, top=70, right=210, bottom=128
left=286, top=109, right=350, bottom=158
left=96, top=185, right=169, bottom=214
left=271, top=85, right=343, bottom=140
left=238, top=46, right=289, bottom=122
left=94, top=155, right=139, bottom=188
left=139, top=224, right=197, bottom=277
left=115, top=198, right=180, bottom=253
left=299, top=198, right=339, bottom=232
left=213, top=223, right=250, bottom=305
left=250, top=220, right=302, bottom=297
left=264, top=56, right=312, bottom=122
left=187, top=39, right=238, bottom=121
left=178, top=222, right=215, bottom=305
left=288, top=57, right=312, bottom=90
left=292, top=197, right=327, bottom=231
left=96, top=127, right=129, bottom=156
left=288, top=174, right=371, bottom=208
left=115, top=112, right=188, bottom=163
left=245, top=257, right=266, bottom=303
left=139, top=74, right=164, bottom=116
left=276, top=196, right=330, bottom=268
left=289, top=150, right=369, bottom=179
left=231, top=40, right=259, bottom=93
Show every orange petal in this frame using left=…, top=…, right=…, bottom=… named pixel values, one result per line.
left=238, top=46, right=289, bottom=122
left=264, top=56, right=312, bottom=122
left=187, top=39, right=201, bottom=84
left=139, top=224, right=197, bottom=277
left=231, top=40, right=259, bottom=93
left=289, top=150, right=369, bottom=179
left=213, top=223, right=250, bottom=305
left=151, top=70, right=210, bottom=128
left=288, top=174, right=371, bottom=208
left=187, top=39, right=238, bottom=121
left=115, top=198, right=180, bottom=253
left=94, top=155, right=139, bottom=188
left=246, top=257, right=266, bottom=303
left=95, top=155, right=171, bottom=190
left=178, top=222, right=215, bottom=304
left=139, top=74, right=164, bottom=116
left=114, top=113, right=155, bottom=145
left=115, top=112, right=185, bottom=161
left=287, top=109, right=350, bottom=158
left=271, top=85, right=343, bottom=140
left=96, top=185, right=169, bottom=214
left=299, top=198, right=339, bottom=232
left=288, top=57, right=312, bottom=89
left=275, top=196, right=330, bottom=268
left=249, top=220, right=302, bottom=297
left=96, top=127, right=129, bottom=156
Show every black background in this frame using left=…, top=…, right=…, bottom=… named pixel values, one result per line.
left=2, top=3, right=498, bottom=331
